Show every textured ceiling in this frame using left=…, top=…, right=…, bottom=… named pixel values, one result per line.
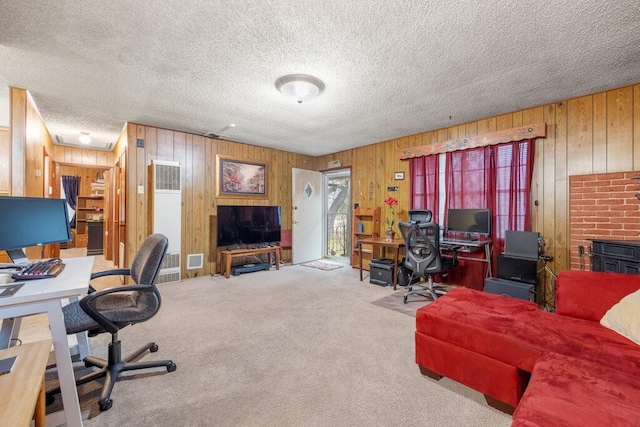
left=1, top=1, right=639, bottom=156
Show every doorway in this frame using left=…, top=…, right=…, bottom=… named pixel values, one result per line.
left=324, top=169, right=351, bottom=262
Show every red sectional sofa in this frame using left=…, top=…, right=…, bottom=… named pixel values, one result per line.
left=414, top=270, right=640, bottom=426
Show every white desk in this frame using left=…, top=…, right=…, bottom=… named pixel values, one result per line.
left=0, top=256, right=94, bottom=427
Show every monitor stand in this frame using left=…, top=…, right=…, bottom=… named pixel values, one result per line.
left=7, top=249, right=29, bottom=265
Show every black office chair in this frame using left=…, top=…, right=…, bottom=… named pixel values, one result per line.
left=49, top=233, right=177, bottom=411
left=408, top=209, right=432, bottom=223
left=398, top=221, right=458, bottom=303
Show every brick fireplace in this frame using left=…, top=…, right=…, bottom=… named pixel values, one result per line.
left=569, top=171, right=640, bottom=271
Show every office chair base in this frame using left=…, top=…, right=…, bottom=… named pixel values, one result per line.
left=403, top=282, right=447, bottom=304
left=47, top=340, right=177, bottom=411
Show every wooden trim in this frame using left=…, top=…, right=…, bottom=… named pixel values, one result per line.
left=398, top=122, right=546, bottom=159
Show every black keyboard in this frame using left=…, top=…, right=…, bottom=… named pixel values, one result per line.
left=12, top=258, right=66, bottom=280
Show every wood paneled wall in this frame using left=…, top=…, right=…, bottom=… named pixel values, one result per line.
left=313, top=83, right=640, bottom=277
left=121, top=123, right=314, bottom=278
left=6, top=88, right=59, bottom=259
left=0, top=127, right=9, bottom=195
left=53, top=145, right=114, bottom=169
left=57, top=165, right=107, bottom=198
left=7, top=83, right=639, bottom=282
left=10, top=87, right=55, bottom=198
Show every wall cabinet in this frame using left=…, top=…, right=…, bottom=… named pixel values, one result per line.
left=591, top=239, right=640, bottom=274
left=351, top=207, right=380, bottom=270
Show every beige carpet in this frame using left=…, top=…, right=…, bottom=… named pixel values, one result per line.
left=24, top=261, right=510, bottom=426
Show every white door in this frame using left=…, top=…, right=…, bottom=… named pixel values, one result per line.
left=292, top=168, right=323, bottom=264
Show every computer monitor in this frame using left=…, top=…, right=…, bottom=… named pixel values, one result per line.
left=446, top=208, right=491, bottom=238
left=504, top=230, right=539, bottom=260
left=0, top=196, right=71, bottom=264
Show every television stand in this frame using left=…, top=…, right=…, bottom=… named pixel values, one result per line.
left=220, top=246, right=281, bottom=278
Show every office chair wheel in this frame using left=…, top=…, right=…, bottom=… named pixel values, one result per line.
left=167, top=361, right=177, bottom=372
left=403, top=295, right=408, bottom=304
left=99, top=399, right=113, bottom=411
left=150, top=343, right=159, bottom=352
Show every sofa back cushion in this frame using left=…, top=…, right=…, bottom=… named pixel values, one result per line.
left=555, top=270, right=640, bottom=321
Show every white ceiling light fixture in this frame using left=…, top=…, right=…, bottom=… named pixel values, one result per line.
left=78, top=132, right=92, bottom=144
left=275, top=74, right=325, bottom=104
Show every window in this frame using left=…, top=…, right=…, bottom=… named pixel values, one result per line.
left=410, top=139, right=535, bottom=240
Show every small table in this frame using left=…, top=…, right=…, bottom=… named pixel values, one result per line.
left=357, top=237, right=405, bottom=290
left=220, top=246, right=281, bottom=278
left=0, top=339, right=52, bottom=427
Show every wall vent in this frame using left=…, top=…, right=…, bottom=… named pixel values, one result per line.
left=150, top=160, right=182, bottom=283
left=187, top=253, right=204, bottom=270
left=157, top=271, right=181, bottom=284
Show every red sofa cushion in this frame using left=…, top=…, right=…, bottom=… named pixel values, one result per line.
left=555, top=270, right=640, bottom=321
left=512, top=352, right=640, bottom=427
left=416, top=288, right=640, bottom=375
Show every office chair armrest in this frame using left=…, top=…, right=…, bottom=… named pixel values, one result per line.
left=90, top=268, right=132, bottom=280
left=79, top=283, right=155, bottom=334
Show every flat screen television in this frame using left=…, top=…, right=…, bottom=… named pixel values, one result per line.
left=445, top=208, right=491, bottom=237
left=0, top=196, right=72, bottom=263
left=217, top=205, right=281, bottom=247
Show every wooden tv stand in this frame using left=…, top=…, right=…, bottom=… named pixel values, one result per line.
left=220, top=246, right=281, bottom=278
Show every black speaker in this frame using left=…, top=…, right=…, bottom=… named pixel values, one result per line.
left=484, top=277, right=535, bottom=301
left=497, top=255, right=538, bottom=284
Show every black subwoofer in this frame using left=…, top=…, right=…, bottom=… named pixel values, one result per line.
left=497, top=255, right=538, bottom=284
left=484, top=277, right=535, bottom=301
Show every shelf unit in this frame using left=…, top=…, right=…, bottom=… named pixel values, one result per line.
left=75, top=196, right=104, bottom=249
left=351, top=207, right=381, bottom=270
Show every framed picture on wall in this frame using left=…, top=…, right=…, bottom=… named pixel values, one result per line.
left=216, top=155, right=268, bottom=198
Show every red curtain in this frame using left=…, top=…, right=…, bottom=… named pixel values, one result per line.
left=409, top=155, right=440, bottom=223
left=409, top=139, right=535, bottom=290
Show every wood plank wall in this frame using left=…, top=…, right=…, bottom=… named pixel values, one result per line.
left=120, top=123, right=314, bottom=278
left=7, top=84, right=639, bottom=283
left=53, top=145, right=113, bottom=169
left=57, top=165, right=107, bottom=197
left=313, top=83, right=640, bottom=280
left=0, top=127, right=9, bottom=195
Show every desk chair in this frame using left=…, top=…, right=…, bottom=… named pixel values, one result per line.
left=399, top=221, right=458, bottom=304
left=48, top=233, right=176, bottom=411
